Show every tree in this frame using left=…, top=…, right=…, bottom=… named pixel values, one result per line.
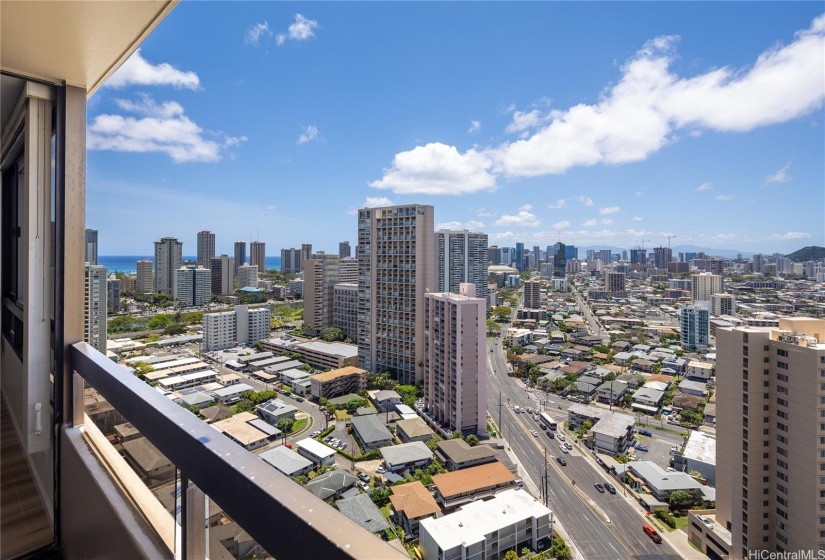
left=277, top=417, right=296, bottom=433
left=668, top=489, right=692, bottom=512
left=254, top=341, right=264, bottom=352
left=465, top=434, right=479, bottom=447
left=345, top=398, right=367, bottom=413
left=163, top=323, right=186, bottom=336
left=486, top=319, right=501, bottom=334
left=320, top=327, right=345, bottom=342
left=493, top=306, right=512, bottom=321
left=369, top=486, right=391, bottom=507
left=503, top=551, right=519, bottom=560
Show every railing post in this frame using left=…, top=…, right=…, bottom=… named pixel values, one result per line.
left=184, top=479, right=207, bottom=560
left=71, top=372, right=84, bottom=427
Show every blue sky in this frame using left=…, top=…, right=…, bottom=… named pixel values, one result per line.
left=87, top=2, right=825, bottom=256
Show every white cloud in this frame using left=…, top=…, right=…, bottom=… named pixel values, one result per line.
left=599, top=206, right=621, bottom=215
left=276, top=14, right=319, bottom=46
left=495, top=211, right=540, bottom=227
left=88, top=94, right=243, bottom=163
left=551, top=220, right=571, bottom=230
left=715, top=194, right=734, bottom=200
left=696, top=181, right=713, bottom=191
left=601, top=218, right=614, bottom=225
left=373, top=15, right=825, bottom=191
left=547, top=199, right=568, bottom=210
left=297, top=125, right=320, bottom=144
left=369, top=142, right=496, bottom=195
left=631, top=216, right=643, bottom=222
left=436, top=220, right=486, bottom=230
left=772, top=231, right=811, bottom=240
left=577, top=196, right=594, bottom=206
left=362, top=196, right=394, bottom=208
left=764, top=161, right=792, bottom=184
left=635, top=189, right=644, bottom=197
left=476, top=208, right=495, bottom=217
left=582, top=219, right=598, bottom=227
left=519, top=204, right=533, bottom=211
left=105, top=49, right=200, bottom=90
left=468, top=120, right=481, bottom=134
left=245, top=22, right=272, bottom=46
left=505, top=110, right=547, bottom=133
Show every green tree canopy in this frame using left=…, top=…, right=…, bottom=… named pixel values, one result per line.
left=668, top=489, right=692, bottom=512
left=320, top=327, right=346, bottom=342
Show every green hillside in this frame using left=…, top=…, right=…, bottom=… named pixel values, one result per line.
left=785, top=246, right=825, bottom=262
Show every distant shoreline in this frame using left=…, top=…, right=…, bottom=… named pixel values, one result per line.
left=98, top=255, right=282, bottom=274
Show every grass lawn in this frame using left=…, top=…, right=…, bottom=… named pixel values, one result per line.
left=672, top=514, right=689, bottom=530
left=334, top=410, right=352, bottom=421
left=379, top=504, right=392, bottom=519
left=291, top=418, right=308, bottom=433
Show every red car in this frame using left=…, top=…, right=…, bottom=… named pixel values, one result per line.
left=643, top=524, right=662, bottom=544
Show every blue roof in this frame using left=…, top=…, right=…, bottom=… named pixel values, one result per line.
left=239, top=286, right=264, bottom=293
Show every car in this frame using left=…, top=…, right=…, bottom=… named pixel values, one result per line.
left=546, top=431, right=555, bottom=439
left=560, top=445, right=569, bottom=454
left=556, top=456, right=567, bottom=466
left=324, top=436, right=333, bottom=442
left=564, top=442, right=573, bottom=450
left=605, top=483, right=617, bottom=494
left=375, top=465, right=386, bottom=474
left=357, top=481, right=370, bottom=491
left=557, top=434, right=566, bottom=442
left=526, top=407, right=533, bottom=414
left=635, top=444, right=649, bottom=452
left=531, top=430, right=539, bottom=437
left=639, top=429, right=653, bottom=436
left=357, top=473, right=370, bottom=482
left=340, top=443, right=347, bottom=449
left=643, top=524, right=662, bottom=544
left=296, top=397, right=304, bottom=402
left=594, top=483, right=606, bottom=493
left=666, top=467, right=677, bottom=472
left=671, top=445, right=679, bottom=453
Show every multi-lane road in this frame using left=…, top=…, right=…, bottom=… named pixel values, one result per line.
left=487, top=336, right=683, bottom=560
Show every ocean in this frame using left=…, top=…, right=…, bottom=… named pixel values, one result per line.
left=99, top=256, right=282, bottom=273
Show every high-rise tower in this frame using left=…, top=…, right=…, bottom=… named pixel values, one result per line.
left=154, top=237, right=182, bottom=295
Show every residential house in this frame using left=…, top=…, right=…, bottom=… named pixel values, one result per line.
left=351, top=415, right=394, bottom=450
left=625, top=461, right=710, bottom=503
left=686, top=361, right=714, bottom=381
left=259, top=447, right=313, bottom=477
left=296, top=438, right=337, bottom=467
left=678, top=379, right=709, bottom=397
left=336, top=494, right=391, bottom=535
left=256, top=399, right=298, bottom=426
left=591, top=412, right=636, bottom=455
left=632, top=359, right=657, bottom=373
left=435, top=439, right=497, bottom=471
left=567, top=403, right=609, bottom=428
left=595, top=381, right=628, bottom=404
left=305, top=470, right=358, bottom=502
left=631, top=387, right=665, bottom=414
left=122, top=438, right=176, bottom=485
left=395, top=418, right=436, bottom=443
left=380, top=442, right=434, bottom=473
left=431, top=462, right=517, bottom=508
left=389, top=481, right=441, bottom=538
left=613, top=352, right=633, bottom=366
left=212, top=412, right=279, bottom=451
left=371, top=390, right=402, bottom=412
left=672, top=393, right=704, bottom=412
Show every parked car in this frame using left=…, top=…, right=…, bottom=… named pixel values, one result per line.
left=357, top=481, right=369, bottom=491
left=556, top=457, right=567, bottom=466
left=375, top=466, right=385, bottom=474
left=639, top=429, right=653, bottom=436
left=643, top=524, right=662, bottom=544
left=605, top=483, right=617, bottom=494
left=635, top=444, right=649, bottom=452
left=357, top=473, right=370, bottom=482
left=594, top=483, right=606, bottom=493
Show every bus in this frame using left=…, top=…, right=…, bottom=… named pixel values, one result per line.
left=539, top=412, right=557, bottom=431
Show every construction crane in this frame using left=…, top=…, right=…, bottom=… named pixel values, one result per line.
left=665, top=235, right=676, bottom=249
left=639, top=239, right=650, bottom=250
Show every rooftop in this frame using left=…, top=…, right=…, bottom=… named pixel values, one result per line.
left=258, top=446, right=313, bottom=476
left=380, top=442, right=433, bottom=466
left=311, top=366, right=368, bottom=383
left=350, top=415, right=393, bottom=444
left=395, top=418, right=435, bottom=439
left=432, top=462, right=514, bottom=498
left=304, top=470, right=358, bottom=501
left=389, top=481, right=441, bottom=520
left=336, top=494, right=391, bottom=534
left=211, top=412, right=271, bottom=446
left=628, top=461, right=704, bottom=492
left=419, top=489, right=550, bottom=550
left=682, top=431, right=717, bottom=465
left=296, top=437, right=337, bottom=459
left=436, top=439, right=497, bottom=464
left=591, top=412, right=636, bottom=439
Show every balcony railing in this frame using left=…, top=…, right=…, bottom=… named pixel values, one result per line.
left=70, top=341, right=406, bottom=560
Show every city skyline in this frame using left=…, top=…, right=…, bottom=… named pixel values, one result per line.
left=86, top=4, right=823, bottom=254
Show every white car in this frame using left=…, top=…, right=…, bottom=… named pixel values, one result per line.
left=557, top=434, right=566, bottom=442
left=560, top=445, right=569, bottom=454
left=375, top=466, right=385, bottom=474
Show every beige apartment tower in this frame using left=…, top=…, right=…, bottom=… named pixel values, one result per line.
left=692, top=273, right=723, bottom=302
left=716, top=318, right=825, bottom=558
left=250, top=241, right=266, bottom=272
left=357, top=204, right=435, bottom=384
left=523, top=279, right=541, bottom=310
left=136, top=258, right=154, bottom=294
left=424, top=284, right=487, bottom=435
left=303, top=253, right=340, bottom=335
left=196, top=230, right=215, bottom=269
left=605, top=271, right=626, bottom=293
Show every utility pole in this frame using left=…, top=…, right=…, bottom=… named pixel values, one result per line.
left=543, top=446, right=549, bottom=508
left=499, top=391, right=503, bottom=437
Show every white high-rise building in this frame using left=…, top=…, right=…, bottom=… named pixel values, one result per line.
left=203, top=305, right=271, bottom=351
left=173, top=266, right=211, bottom=307
left=333, top=283, right=358, bottom=342
left=435, top=230, right=488, bottom=300
left=136, top=259, right=154, bottom=294
left=85, top=228, right=98, bottom=265
left=424, top=283, right=486, bottom=435
left=358, top=204, right=435, bottom=384
left=681, top=301, right=710, bottom=348
left=238, top=264, right=258, bottom=289
left=196, top=230, right=215, bottom=269
left=710, top=293, right=736, bottom=317
left=691, top=273, right=723, bottom=302
left=84, top=263, right=107, bottom=354
left=154, top=237, right=182, bottom=295
left=339, top=257, right=358, bottom=284
left=280, top=248, right=302, bottom=274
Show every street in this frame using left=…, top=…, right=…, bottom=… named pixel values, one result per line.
left=487, top=336, right=682, bottom=560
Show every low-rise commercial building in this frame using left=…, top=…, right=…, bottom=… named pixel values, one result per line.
left=295, top=437, right=337, bottom=467
left=260, top=337, right=358, bottom=370
left=625, top=461, right=710, bottom=503
left=419, top=489, right=552, bottom=560
left=673, top=431, right=717, bottom=486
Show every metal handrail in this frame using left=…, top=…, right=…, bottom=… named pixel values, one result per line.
left=70, top=341, right=406, bottom=560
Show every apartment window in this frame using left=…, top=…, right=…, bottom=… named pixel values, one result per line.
left=777, top=349, right=789, bottom=357
left=1, top=151, right=25, bottom=358
left=764, top=345, right=770, bottom=351
left=778, top=435, right=788, bottom=444
left=763, top=476, right=770, bottom=483
left=777, top=398, right=788, bottom=407
left=779, top=374, right=789, bottom=383
left=777, top=508, right=789, bottom=520
left=764, top=357, right=770, bottom=363
left=778, top=496, right=789, bottom=507
left=764, top=381, right=770, bottom=387
left=778, top=471, right=788, bottom=482
left=778, top=459, right=788, bottom=469
left=777, top=361, right=789, bottom=370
